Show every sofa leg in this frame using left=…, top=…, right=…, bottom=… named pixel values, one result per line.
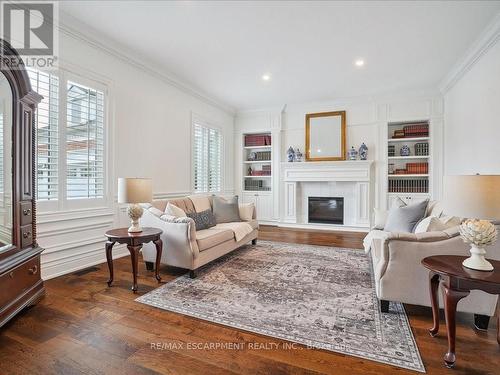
left=252, top=238, right=257, bottom=245
left=189, top=270, right=197, bottom=279
left=380, top=300, right=390, bottom=313
left=474, top=314, right=490, bottom=331
left=145, top=261, right=154, bottom=271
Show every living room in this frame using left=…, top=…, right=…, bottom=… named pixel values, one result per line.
left=0, top=1, right=499, bottom=374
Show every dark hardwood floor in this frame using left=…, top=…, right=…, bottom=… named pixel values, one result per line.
left=0, top=226, right=499, bottom=374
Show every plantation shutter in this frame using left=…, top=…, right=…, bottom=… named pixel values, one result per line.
left=66, top=81, right=105, bottom=199
left=28, top=69, right=59, bottom=201
left=193, top=123, right=222, bottom=193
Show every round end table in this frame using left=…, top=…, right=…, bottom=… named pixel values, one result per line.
left=105, top=227, right=163, bottom=292
left=422, top=255, right=500, bottom=368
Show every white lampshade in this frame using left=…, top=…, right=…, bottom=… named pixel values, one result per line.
left=442, top=175, right=500, bottom=221
left=117, top=178, right=152, bottom=204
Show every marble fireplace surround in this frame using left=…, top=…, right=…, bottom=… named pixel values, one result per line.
left=281, top=161, right=374, bottom=229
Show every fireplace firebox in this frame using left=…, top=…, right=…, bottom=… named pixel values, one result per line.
left=308, top=197, right=344, bottom=225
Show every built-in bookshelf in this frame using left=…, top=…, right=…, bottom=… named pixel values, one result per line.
left=386, top=120, right=431, bottom=205
left=242, top=132, right=272, bottom=192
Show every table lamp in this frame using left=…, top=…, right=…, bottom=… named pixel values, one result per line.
left=443, top=175, right=500, bottom=271
left=118, top=177, right=153, bottom=233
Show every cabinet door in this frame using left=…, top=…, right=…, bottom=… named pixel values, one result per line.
left=256, top=194, right=273, bottom=221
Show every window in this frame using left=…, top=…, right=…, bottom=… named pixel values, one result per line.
left=192, top=121, right=222, bottom=193
left=28, top=68, right=107, bottom=208
left=28, top=69, right=59, bottom=201
left=66, top=81, right=105, bottom=199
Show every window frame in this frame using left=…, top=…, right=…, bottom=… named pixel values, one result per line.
left=191, top=113, right=224, bottom=194
left=33, top=67, right=111, bottom=213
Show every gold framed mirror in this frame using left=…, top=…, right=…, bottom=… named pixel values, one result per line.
left=305, top=111, right=346, bottom=161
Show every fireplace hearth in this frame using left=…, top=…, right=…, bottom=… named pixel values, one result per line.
left=308, top=197, right=344, bottom=225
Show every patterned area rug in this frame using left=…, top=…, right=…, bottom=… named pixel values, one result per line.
left=136, top=241, right=425, bottom=372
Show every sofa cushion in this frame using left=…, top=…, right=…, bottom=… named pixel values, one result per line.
left=414, top=216, right=448, bottom=233
left=384, top=199, right=429, bottom=233
left=189, top=195, right=212, bottom=213
left=196, top=228, right=234, bottom=251
left=187, top=209, right=216, bottom=230
left=165, top=202, right=187, bottom=218
left=213, top=196, right=241, bottom=223
left=239, top=203, right=254, bottom=221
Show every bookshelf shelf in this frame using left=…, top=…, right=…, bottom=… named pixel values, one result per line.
left=244, top=145, right=272, bottom=149
left=388, top=137, right=429, bottom=142
left=388, top=156, right=429, bottom=160
left=243, top=132, right=273, bottom=193
left=388, top=174, right=429, bottom=178
left=386, top=121, right=431, bottom=203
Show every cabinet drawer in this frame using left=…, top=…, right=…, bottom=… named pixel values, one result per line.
left=0, top=256, right=40, bottom=307
left=20, top=224, right=33, bottom=248
left=19, top=201, right=33, bottom=226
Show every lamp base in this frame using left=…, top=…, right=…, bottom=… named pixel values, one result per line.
left=462, top=245, right=494, bottom=271
left=127, top=204, right=144, bottom=233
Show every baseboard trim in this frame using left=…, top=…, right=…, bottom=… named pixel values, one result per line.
left=41, top=244, right=128, bottom=280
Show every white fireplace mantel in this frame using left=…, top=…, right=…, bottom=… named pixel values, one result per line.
left=281, top=161, right=374, bottom=228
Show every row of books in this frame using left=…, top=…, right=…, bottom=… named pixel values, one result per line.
left=387, top=143, right=429, bottom=157
left=248, top=151, right=271, bottom=161
left=245, top=134, right=272, bottom=146
left=391, top=123, right=429, bottom=138
left=244, top=180, right=271, bottom=191
left=250, top=170, right=271, bottom=176
left=407, top=162, right=428, bottom=174
left=388, top=178, right=429, bottom=193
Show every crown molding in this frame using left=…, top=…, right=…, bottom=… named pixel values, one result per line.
left=440, top=13, right=500, bottom=94
left=56, top=11, right=236, bottom=115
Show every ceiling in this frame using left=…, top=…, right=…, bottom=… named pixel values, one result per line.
left=60, top=1, right=500, bottom=111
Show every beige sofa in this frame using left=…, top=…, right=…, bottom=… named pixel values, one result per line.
left=365, top=220, right=500, bottom=329
left=140, top=196, right=258, bottom=278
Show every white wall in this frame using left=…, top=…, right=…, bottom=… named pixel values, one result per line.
left=39, top=27, right=234, bottom=280
left=444, top=36, right=500, bottom=175
left=235, top=92, right=444, bottom=220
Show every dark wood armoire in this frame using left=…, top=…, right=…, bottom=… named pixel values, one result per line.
left=0, top=40, right=45, bottom=328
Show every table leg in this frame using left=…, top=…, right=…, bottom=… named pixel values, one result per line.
left=105, top=241, right=115, bottom=286
left=153, top=238, right=163, bottom=283
left=497, top=302, right=500, bottom=345
left=429, top=272, right=440, bottom=337
left=442, top=285, right=470, bottom=368
left=127, top=245, right=141, bottom=292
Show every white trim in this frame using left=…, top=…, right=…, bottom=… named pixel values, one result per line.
left=41, top=245, right=128, bottom=281
left=440, top=13, right=500, bottom=94
left=57, top=10, right=235, bottom=115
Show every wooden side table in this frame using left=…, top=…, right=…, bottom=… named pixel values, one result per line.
left=422, top=255, right=500, bottom=368
left=105, top=227, right=163, bottom=292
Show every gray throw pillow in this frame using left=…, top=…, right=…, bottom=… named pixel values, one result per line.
left=383, top=199, right=429, bottom=233
left=212, top=195, right=241, bottom=223
left=187, top=209, right=216, bottom=230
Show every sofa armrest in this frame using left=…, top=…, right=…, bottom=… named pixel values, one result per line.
left=141, top=208, right=199, bottom=259
left=386, top=230, right=454, bottom=243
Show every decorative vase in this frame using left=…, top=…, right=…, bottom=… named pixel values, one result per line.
left=347, top=146, right=358, bottom=160
left=287, top=147, right=295, bottom=162
left=400, top=144, right=410, bottom=157
left=247, top=167, right=253, bottom=176
left=459, top=219, right=498, bottom=271
left=359, top=143, right=368, bottom=160
left=295, top=148, right=303, bottom=162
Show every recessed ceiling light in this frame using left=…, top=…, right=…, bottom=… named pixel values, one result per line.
left=262, top=74, right=271, bottom=81
left=355, top=59, right=365, bottom=67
